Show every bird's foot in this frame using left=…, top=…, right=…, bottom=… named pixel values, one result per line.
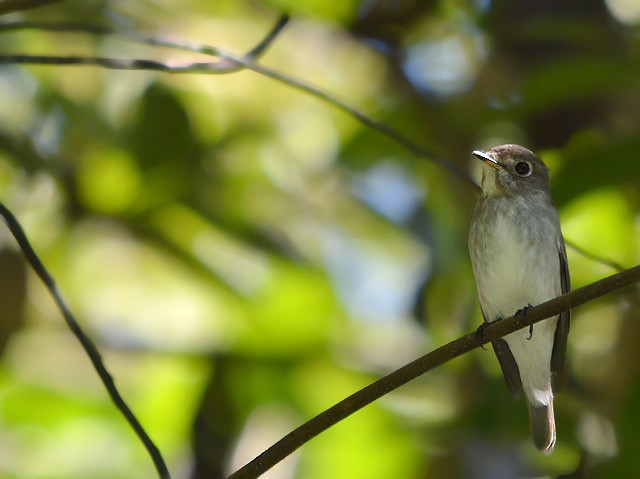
left=475, top=322, right=490, bottom=350
left=516, top=304, right=534, bottom=340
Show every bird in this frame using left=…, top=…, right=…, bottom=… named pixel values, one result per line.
left=468, top=144, right=570, bottom=452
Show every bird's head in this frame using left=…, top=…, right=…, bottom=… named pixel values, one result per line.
left=473, top=144, right=550, bottom=197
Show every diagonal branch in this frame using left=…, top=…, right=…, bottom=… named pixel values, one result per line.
left=0, top=21, right=618, bottom=269
left=0, top=204, right=172, bottom=479
left=564, top=238, right=625, bottom=272
left=0, top=21, right=621, bottom=269
left=227, top=264, right=640, bottom=479
left=0, top=14, right=290, bottom=73
left=0, top=17, right=477, bottom=188
left=0, top=14, right=630, bottom=479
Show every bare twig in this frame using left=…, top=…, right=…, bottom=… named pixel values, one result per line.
left=0, top=18, right=477, bottom=188
left=227, top=265, right=640, bottom=479
left=0, top=19, right=297, bottom=478
left=233, top=61, right=478, bottom=188
left=0, top=18, right=630, bottom=478
left=0, top=15, right=290, bottom=74
left=565, top=238, right=625, bottom=272
left=0, top=54, right=245, bottom=72
left=0, top=18, right=295, bottom=478
left=0, top=204, right=171, bottom=479
left=0, top=24, right=616, bottom=268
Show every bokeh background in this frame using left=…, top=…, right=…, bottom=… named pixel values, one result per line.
left=0, top=0, right=639, bottom=478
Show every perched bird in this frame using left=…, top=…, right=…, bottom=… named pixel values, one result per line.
left=468, top=144, right=570, bottom=452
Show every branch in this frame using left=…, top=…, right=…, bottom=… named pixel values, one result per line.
left=0, top=22, right=623, bottom=271
left=0, top=15, right=290, bottom=74
left=0, top=18, right=477, bottom=188
left=227, top=264, right=640, bottom=479
left=232, top=60, right=477, bottom=188
left=565, top=238, right=625, bottom=272
left=0, top=204, right=172, bottom=479
left=0, top=15, right=629, bottom=478
left=0, top=54, right=251, bottom=72
left=0, top=15, right=633, bottom=479
left=0, top=24, right=621, bottom=264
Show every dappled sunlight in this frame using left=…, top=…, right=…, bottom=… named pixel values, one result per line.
left=0, top=1, right=638, bottom=478
left=606, top=0, right=640, bottom=24
left=561, top=188, right=638, bottom=282
left=570, top=302, right=622, bottom=382
left=60, top=219, right=236, bottom=351
left=230, top=405, right=300, bottom=479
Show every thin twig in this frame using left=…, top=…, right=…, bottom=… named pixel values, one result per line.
left=2, top=27, right=629, bottom=271
left=1, top=224, right=169, bottom=474
left=0, top=15, right=290, bottom=74
left=0, top=19, right=628, bottom=477
left=227, top=264, right=640, bottom=479
left=0, top=18, right=478, bottom=188
left=0, top=48, right=615, bottom=267
left=0, top=54, right=240, bottom=72
left=565, top=238, right=625, bottom=272
left=234, top=61, right=478, bottom=188
left=0, top=18, right=294, bottom=477
left=0, top=14, right=290, bottom=73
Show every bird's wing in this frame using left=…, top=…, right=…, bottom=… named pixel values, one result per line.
left=550, top=242, right=570, bottom=392
left=492, top=338, right=523, bottom=396
left=480, top=306, right=523, bottom=396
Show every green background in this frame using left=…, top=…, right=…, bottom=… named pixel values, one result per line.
left=0, top=0, right=638, bottom=477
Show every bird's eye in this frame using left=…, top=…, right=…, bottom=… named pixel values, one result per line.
left=514, top=161, right=531, bottom=176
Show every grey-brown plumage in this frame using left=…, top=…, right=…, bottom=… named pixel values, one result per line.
left=468, top=144, right=570, bottom=452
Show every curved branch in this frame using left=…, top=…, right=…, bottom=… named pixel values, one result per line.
left=0, top=23, right=624, bottom=269
left=0, top=204, right=172, bottom=479
left=0, top=15, right=629, bottom=479
left=0, top=17, right=477, bottom=188
left=227, top=264, right=640, bottom=479
left=0, top=15, right=290, bottom=73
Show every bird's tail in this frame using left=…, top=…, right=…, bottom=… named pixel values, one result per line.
left=528, top=401, right=556, bottom=453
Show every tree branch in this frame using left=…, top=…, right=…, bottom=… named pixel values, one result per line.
left=565, top=238, right=625, bottom=272
left=0, top=15, right=290, bottom=74
left=0, top=204, right=172, bottom=479
left=0, top=18, right=477, bottom=188
left=227, top=264, right=640, bottom=479
left=0, top=18, right=631, bottom=477
left=0, top=20, right=620, bottom=271
left=0, top=54, right=250, bottom=72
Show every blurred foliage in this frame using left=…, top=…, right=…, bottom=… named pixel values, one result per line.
left=0, top=0, right=639, bottom=478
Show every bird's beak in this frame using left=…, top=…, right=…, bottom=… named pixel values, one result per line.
left=472, top=150, right=502, bottom=170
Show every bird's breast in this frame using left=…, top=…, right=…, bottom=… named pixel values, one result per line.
left=469, top=197, right=562, bottom=321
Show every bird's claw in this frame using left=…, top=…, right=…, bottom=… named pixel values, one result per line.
left=475, top=322, right=489, bottom=350
left=516, top=304, right=534, bottom=340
